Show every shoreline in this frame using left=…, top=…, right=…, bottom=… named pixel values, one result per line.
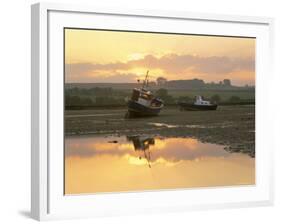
left=65, top=105, right=255, bottom=157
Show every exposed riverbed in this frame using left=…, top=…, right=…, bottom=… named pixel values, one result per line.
left=65, top=105, right=255, bottom=158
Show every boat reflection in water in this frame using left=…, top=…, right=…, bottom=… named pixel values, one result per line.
left=127, top=136, right=155, bottom=168
left=65, top=135, right=255, bottom=194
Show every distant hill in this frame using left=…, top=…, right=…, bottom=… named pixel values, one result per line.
left=66, top=78, right=254, bottom=90
left=65, top=82, right=140, bottom=90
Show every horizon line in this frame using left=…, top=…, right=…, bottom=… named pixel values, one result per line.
left=65, top=82, right=255, bottom=87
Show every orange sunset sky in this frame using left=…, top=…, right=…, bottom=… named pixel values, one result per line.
left=65, top=29, right=255, bottom=86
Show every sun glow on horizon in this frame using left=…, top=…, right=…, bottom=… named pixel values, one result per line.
left=65, top=29, right=255, bottom=86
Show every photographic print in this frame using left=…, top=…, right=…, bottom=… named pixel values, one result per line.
left=64, top=29, right=255, bottom=195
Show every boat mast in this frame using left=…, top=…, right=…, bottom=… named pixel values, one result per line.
left=143, top=148, right=151, bottom=168
left=142, top=70, right=149, bottom=89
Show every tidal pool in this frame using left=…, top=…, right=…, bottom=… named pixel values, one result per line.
left=65, top=135, right=255, bottom=195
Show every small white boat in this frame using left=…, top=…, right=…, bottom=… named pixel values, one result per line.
left=178, top=95, right=218, bottom=111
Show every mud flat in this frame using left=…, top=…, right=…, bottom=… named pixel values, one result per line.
left=65, top=105, right=255, bottom=157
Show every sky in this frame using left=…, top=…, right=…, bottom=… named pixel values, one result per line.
left=65, top=29, right=255, bottom=86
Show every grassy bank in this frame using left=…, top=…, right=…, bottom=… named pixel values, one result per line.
left=65, top=87, right=255, bottom=108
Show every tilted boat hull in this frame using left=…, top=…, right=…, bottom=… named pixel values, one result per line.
left=178, top=102, right=217, bottom=111
left=127, top=100, right=162, bottom=118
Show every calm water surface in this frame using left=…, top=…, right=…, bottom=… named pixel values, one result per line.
left=65, top=135, right=255, bottom=194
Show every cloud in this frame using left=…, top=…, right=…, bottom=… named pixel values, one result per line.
left=65, top=63, right=139, bottom=82
left=131, top=54, right=254, bottom=74
left=65, top=53, right=255, bottom=82
left=86, top=72, right=139, bottom=83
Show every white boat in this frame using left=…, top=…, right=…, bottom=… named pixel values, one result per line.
left=178, top=95, right=218, bottom=111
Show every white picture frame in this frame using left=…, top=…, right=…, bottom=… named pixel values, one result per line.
left=31, top=2, right=274, bottom=221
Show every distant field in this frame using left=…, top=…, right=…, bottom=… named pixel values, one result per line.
left=167, top=89, right=255, bottom=100
left=85, top=88, right=255, bottom=100
left=65, top=87, right=255, bottom=108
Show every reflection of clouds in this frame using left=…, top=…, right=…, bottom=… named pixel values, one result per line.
left=153, top=157, right=181, bottom=167
left=169, top=138, right=198, bottom=150
left=124, top=154, right=148, bottom=166
left=65, top=136, right=229, bottom=165
left=117, top=143, right=134, bottom=151
left=151, top=138, right=229, bottom=162
left=65, top=138, right=131, bottom=158
left=153, top=139, right=167, bottom=150
left=124, top=154, right=181, bottom=167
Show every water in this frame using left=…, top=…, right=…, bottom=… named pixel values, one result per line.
left=65, top=135, right=255, bottom=195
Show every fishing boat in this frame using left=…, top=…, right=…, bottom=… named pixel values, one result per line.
left=178, top=95, right=218, bottom=111
left=126, top=71, right=164, bottom=118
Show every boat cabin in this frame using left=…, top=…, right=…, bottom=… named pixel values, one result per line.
left=131, top=88, right=163, bottom=108
left=126, top=70, right=164, bottom=118
left=194, top=95, right=212, bottom=105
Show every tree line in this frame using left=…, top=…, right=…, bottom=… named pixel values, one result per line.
left=65, top=87, right=254, bottom=108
